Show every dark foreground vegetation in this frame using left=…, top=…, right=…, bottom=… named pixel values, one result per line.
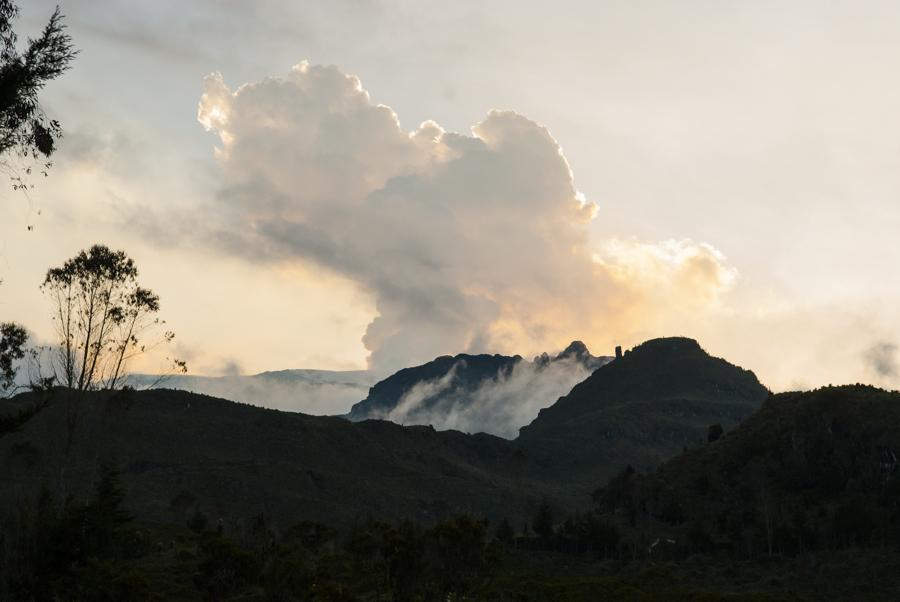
left=2, top=465, right=900, bottom=601
left=2, top=384, right=900, bottom=600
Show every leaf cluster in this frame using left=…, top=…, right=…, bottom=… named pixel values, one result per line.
left=0, top=1, right=76, bottom=190
left=0, top=320, right=26, bottom=394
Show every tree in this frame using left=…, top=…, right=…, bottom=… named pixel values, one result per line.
left=80, top=464, right=134, bottom=558
left=532, top=500, right=554, bottom=540
left=593, top=464, right=636, bottom=515
left=345, top=519, right=392, bottom=600
left=41, top=244, right=184, bottom=391
left=2, top=467, right=148, bottom=599
left=0, top=320, right=26, bottom=396
left=494, top=517, right=514, bottom=545
left=428, top=514, right=490, bottom=597
left=384, top=521, right=425, bottom=601
left=0, top=1, right=76, bottom=189
left=583, top=515, right=620, bottom=558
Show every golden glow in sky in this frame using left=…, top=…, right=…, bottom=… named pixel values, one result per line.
left=3, top=0, right=900, bottom=394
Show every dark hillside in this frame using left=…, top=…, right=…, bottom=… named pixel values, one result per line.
left=0, top=338, right=770, bottom=533
left=525, top=338, right=764, bottom=421
left=597, top=385, right=900, bottom=558
left=518, top=337, right=768, bottom=487
left=0, top=389, right=556, bottom=528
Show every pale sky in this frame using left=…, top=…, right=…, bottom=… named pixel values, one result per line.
left=3, top=0, right=900, bottom=390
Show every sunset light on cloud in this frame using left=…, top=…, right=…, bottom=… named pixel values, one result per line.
left=192, top=62, right=743, bottom=376
left=3, top=0, right=900, bottom=397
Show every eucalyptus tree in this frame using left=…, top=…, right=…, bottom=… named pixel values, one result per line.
left=42, top=244, right=183, bottom=391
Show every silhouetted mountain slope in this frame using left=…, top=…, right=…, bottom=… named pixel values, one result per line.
left=0, top=337, right=769, bottom=531
left=518, top=337, right=768, bottom=487
left=126, top=369, right=375, bottom=415
left=346, top=354, right=522, bottom=421
left=0, top=388, right=561, bottom=527
left=533, top=340, right=609, bottom=371
left=598, top=385, right=900, bottom=556
left=345, top=341, right=611, bottom=437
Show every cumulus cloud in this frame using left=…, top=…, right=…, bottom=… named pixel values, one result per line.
left=599, top=238, right=738, bottom=305
left=197, top=61, right=737, bottom=373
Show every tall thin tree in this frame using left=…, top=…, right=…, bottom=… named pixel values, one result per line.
left=41, top=244, right=183, bottom=391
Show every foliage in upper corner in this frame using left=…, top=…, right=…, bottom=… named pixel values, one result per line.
left=0, top=0, right=76, bottom=189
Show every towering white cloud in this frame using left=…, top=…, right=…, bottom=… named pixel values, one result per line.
left=198, top=62, right=736, bottom=373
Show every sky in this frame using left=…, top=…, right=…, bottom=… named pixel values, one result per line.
left=2, top=0, right=900, bottom=392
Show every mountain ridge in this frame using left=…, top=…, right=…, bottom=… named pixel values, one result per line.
left=517, top=337, right=769, bottom=486
left=1, top=336, right=768, bottom=528
left=345, top=340, right=612, bottom=436
left=125, top=369, right=376, bottom=415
